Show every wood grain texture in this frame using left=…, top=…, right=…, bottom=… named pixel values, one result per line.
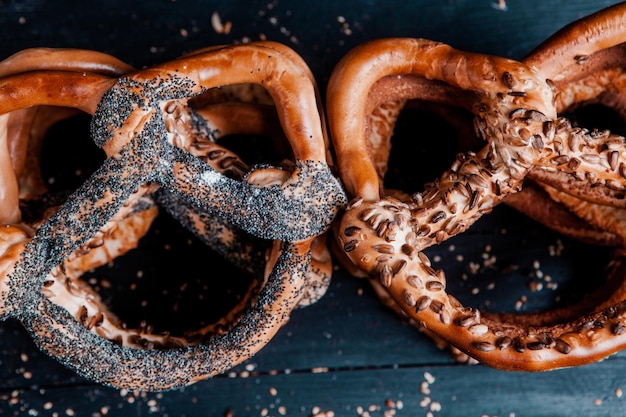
left=1, top=0, right=626, bottom=416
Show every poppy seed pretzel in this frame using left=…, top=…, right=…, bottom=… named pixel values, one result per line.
left=0, top=43, right=345, bottom=390
left=2, top=48, right=331, bottom=361
left=327, top=36, right=626, bottom=371
left=7, top=98, right=282, bottom=359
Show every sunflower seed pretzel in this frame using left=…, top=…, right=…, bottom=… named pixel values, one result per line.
left=328, top=29, right=626, bottom=371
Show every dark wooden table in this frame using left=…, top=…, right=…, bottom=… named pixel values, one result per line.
left=1, top=1, right=626, bottom=416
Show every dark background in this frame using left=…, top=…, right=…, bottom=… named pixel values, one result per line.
left=1, top=1, right=625, bottom=416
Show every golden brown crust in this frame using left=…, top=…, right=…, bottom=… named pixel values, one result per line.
left=0, top=48, right=134, bottom=77
left=524, top=3, right=626, bottom=86
left=0, top=114, right=20, bottom=224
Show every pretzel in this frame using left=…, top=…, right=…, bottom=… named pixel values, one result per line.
left=346, top=3, right=626, bottom=367
left=0, top=43, right=346, bottom=390
left=326, top=31, right=626, bottom=370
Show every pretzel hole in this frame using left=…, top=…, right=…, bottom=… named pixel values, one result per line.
left=81, top=212, right=260, bottom=343
left=39, top=113, right=103, bottom=193
left=218, top=132, right=293, bottom=169
left=187, top=84, right=297, bottom=178
left=17, top=112, right=104, bottom=225
left=424, top=214, right=612, bottom=318
left=563, top=103, right=626, bottom=137
left=384, top=102, right=476, bottom=194
left=35, top=112, right=261, bottom=349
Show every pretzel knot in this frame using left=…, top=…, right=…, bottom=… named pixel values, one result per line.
left=0, top=43, right=346, bottom=390
left=328, top=21, right=626, bottom=370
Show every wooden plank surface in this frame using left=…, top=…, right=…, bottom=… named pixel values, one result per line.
left=1, top=1, right=626, bottom=416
